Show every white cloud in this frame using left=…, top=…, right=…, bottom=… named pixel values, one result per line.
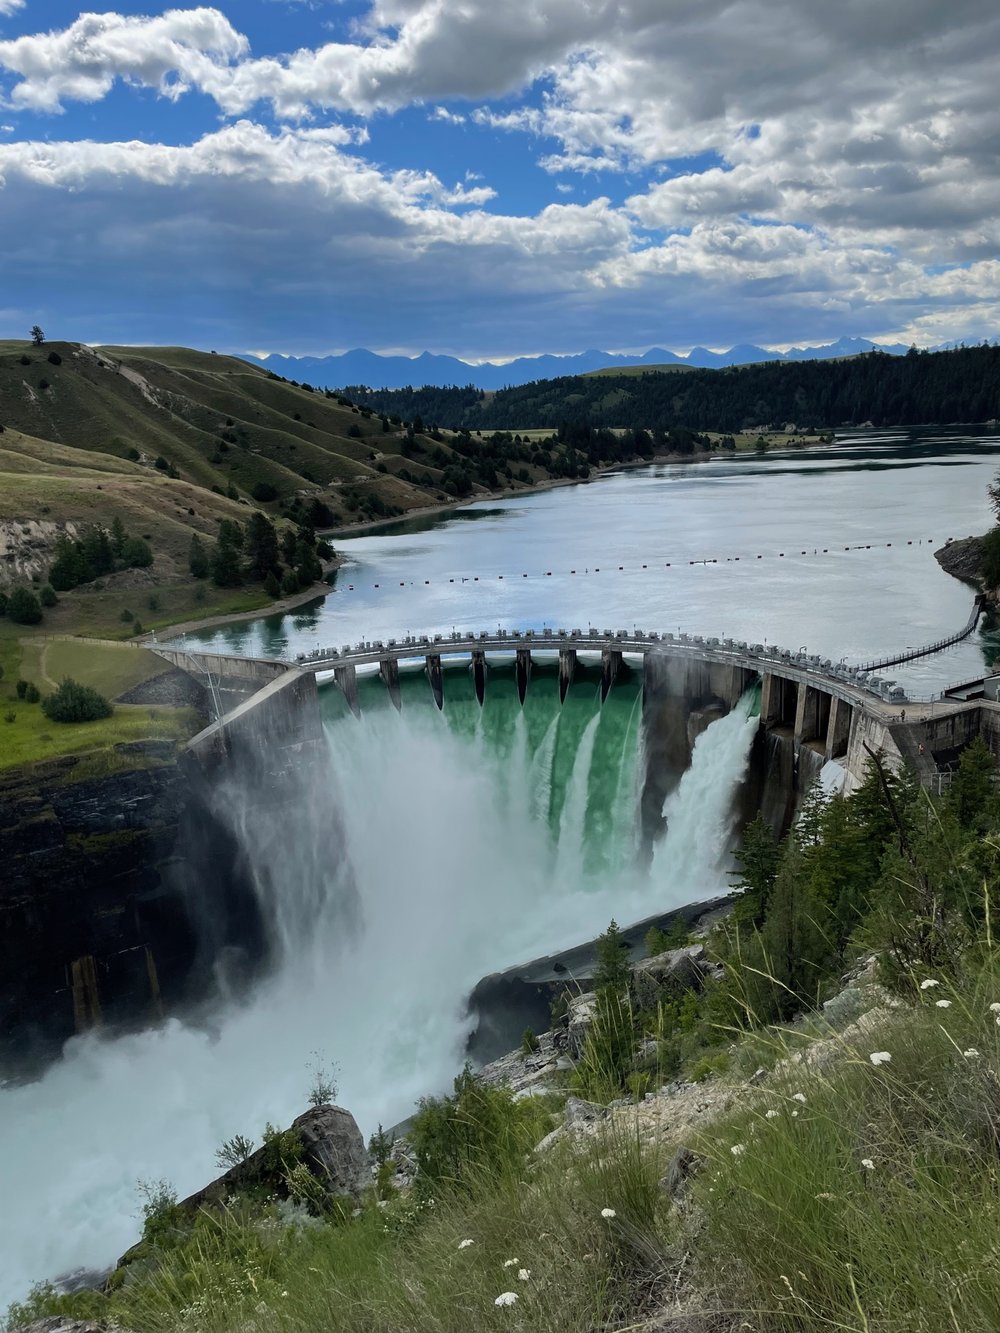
left=0, top=3, right=997, bottom=351
left=0, top=1, right=24, bottom=17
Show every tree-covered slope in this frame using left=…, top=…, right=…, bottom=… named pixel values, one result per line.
left=346, top=344, right=1000, bottom=433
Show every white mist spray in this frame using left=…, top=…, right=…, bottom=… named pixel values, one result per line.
left=0, top=688, right=759, bottom=1306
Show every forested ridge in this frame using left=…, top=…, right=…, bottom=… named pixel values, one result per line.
left=345, top=344, right=1000, bottom=433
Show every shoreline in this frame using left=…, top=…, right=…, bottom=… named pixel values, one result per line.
left=137, top=436, right=829, bottom=642
left=134, top=577, right=336, bottom=645
left=326, top=435, right=825, bottom=539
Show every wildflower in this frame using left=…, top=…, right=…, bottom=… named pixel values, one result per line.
left=458, top=1239, right=475, bottom=1250
left=935, top=999, right=952, bottom=1009
left=791, top=1110, right=799, bottom=1117
left=765, top=1109, right=780, bottom=1119
left=601, top=1207, right=616, bottom=1219
left=815, top=1192, right=835, bottom=1200
left=494, top=1292, right=519, bottom=1307
left=990, top=1003, right=1000, bottom=1014
left=919, top=979, right=939, bottom=990
left=861, top=1158, right=874, bottom=1170
left=964, top=1048, right=981, bottom=1058
left=792, top=1092, right=807, bottom=1103
left=869, top=1051, right=892, bottom=1066
left=731, top=1143, right=746, bottom=1157
left=281, top=1291, right=289, bottom=1298
left=503, top=1258, right=519, bottom=1268
left=518, top=1269, right=531, bottom=1282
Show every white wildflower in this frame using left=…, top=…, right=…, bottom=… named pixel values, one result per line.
left=869, top=1051, right=892, bottom=1066
left=861, top=1158, right=874, bottom=1170
left=601, top=1207, right=616, bottom=1219
left=964, top=1048, right=981, bottom=1058
left=791, top=1110, right=799, bottom=1117
left=494, top=1292, right=519, bottom=1307
left=990, top=1003, right=1000, bottom=1014
left=518, top=1269, right=531, bottom=1281
left=503, top=1258, right=519, bottom=1268
left=792, top=1093, right=807, bottom=1103
left=935, top=999, right=952, bottom=1009
left=458, top=1238, right=475, bottom=1250
left=731, top=1143, right=746, bottom=1157
left=919, top=979, right=939, bottom=990
left=765, top=1109, right=780, bottom=1119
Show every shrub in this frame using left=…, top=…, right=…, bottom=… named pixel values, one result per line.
left=125, top=446, right=140, bottom=461
left=39, top=584, right=57, bottom=607
left=47, top=351, right=62, bottom=366
left=264, top=571, right=281, bottom=598
left=521, top=1027, right=540, bottom=1055
left=147, top=593, right=161, bottom=613
left=260, top=1123, right=303, bottom=1175
left=132, top=620, right=144, bottom=635
left=215, top=1134, right=255, bottom=1171
left=15, top=679, right=28, bottom=699
left=4, top=710, right=15, bottom=724
left=410, top=1066, right=551, bottom=1196
left=24, top=683, right=40, bottom=704
left=120, top=608, right=134, bottom=622
left=252, top=482, right=278, bottom=503
left=38, top=379, right=50, bottom=392
left=122, top=536, right=153, bottom=568
left=42, top=678, right=113, bottom=724
left=281, top=570, right=300, bottom=596
left=0, top=592, right=6, bottom=617
left=7, top=587, right=42, bottom=624
left=306, top=1058, right=339, bottom=1109
left=188, top=534, right=209, bottom=579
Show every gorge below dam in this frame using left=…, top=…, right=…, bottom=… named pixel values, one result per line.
left=2, top=429, right=1000, bottom=1303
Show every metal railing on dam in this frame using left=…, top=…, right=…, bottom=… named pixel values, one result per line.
left=855, top=595, right=985, bottom=673
left=293, top=626, right=911, bottom=712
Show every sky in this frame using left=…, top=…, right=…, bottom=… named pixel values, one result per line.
left=0, top=1, right=997, bottom=360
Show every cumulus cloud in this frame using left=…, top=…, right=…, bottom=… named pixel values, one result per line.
left=0, top=2, right=997, bottom=351
left=0, top=1, right=24, bottom=17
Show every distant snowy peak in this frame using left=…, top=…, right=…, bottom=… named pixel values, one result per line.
left=247, top=336, right=963, bottom=391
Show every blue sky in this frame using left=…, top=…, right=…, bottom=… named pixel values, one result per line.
left=0, top=0, right=997, bottom=360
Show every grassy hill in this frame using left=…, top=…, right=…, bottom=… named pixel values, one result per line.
left=0, top=338, right=592, bottom=547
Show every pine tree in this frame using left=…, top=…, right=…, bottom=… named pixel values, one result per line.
left=730, top=814, right=781, bottom=928
left=110, top=516, right=127, bottom=559
left=594, top=919, right=631, bottom=995
left=188, top=534, right=209, bottom=579
left=244, top=512, right=280, bottom=581
left=211, top=520, right=243, bottom=588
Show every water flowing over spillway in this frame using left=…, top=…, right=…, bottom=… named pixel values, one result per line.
left=0, top=664, right=758, bottom=1306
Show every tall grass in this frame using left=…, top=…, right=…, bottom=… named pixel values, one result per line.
left=691, top=949, right=1000, bottom=1331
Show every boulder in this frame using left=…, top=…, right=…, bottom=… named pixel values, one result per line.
left=190, top=1102, right=365, bottom=1207
left=292, top=1104, right=370, bottom=1199
left=566, top=991, right=598, bottom=1057
left=564, top=1096, right=608, bottom=1129
left=633, top=945, right=707, bottom=1007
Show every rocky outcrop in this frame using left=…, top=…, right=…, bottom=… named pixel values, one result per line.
left=180, top=1103, right=368, bottom=1213
left=935, top=535, right=986, bottom=587
left=0, top=518, right=75, bottom=588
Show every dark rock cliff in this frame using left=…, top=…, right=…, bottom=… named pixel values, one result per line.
left=0, top=752, right=268, bottom=1074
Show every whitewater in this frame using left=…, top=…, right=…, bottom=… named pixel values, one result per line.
left=0, top=678, right=758, bottom=1306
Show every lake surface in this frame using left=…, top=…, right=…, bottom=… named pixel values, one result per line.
left=178, top=429, right=1000, bottom=695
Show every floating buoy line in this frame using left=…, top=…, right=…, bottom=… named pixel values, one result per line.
left=330, top=536, right=956, bottom=595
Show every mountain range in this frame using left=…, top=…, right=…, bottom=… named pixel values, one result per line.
left=248, top=336, right=924, bottom=391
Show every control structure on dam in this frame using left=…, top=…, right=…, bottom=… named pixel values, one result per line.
left=154, top=594, right=999, bottom=796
